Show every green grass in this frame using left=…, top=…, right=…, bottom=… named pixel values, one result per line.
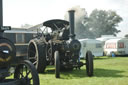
left=6, top=56, right=128, bottom=85
left=39, top=56, right=128, bottom=85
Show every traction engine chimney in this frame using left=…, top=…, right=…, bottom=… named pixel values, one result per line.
left=68, top=10, right=75, bottom=40
left=0, top=0, right=3, bottom=36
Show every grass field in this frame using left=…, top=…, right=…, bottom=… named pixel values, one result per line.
left=39, top=56, right=128, bottom=85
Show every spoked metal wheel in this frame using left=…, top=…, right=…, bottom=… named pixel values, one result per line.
left=54, top=51, right=60, bottom=78
left=28, top=40, right=46, bottom=73
left=86, top=51, right=93, bottom=77
left=14, top=60, right=40, bottom=85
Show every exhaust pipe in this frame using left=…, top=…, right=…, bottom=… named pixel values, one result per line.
left=0, top=0, right=3, bottom=36
left=0, top=0, right=3, bottom=27
left=68, top=10, right=75, bottom=40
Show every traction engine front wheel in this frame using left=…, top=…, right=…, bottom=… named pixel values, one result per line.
left=14, top=60, right=40, bottom=85
left=54, top=51, right=60, bottom=78
left=86, top=51, right=93, bottom=77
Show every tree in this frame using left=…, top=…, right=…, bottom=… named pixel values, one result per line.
left=125, top=34, right=128, bottom=37
left=83, top=9, right=123, bottom=38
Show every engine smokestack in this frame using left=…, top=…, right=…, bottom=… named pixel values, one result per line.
left=0, top=0, right=3, bottom=36
left=0, top=0, right=3, bottom=27
left=68, top=10, right=75, bottom=40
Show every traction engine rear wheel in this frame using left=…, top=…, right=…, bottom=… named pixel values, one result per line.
left=54, top=51, right=60, bottom=78
left=86, top=51, right=93, bottom=77
left=28, top=40, right=46, bottom=73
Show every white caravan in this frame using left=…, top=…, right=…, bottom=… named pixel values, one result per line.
left=104, top=38, right=128, bottom=56
left=96, top=35, right=121, bottom=55
left=79, top=39, right=103, bottom=58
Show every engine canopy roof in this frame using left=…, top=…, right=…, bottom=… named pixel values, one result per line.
left=43, top=19, right=69, bottom=31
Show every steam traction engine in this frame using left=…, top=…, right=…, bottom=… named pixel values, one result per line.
left=28, top=10, right=94, bottom=78
left=0, top=0, right=39, bottom=85
left=0, top=27, right=40, bottom=85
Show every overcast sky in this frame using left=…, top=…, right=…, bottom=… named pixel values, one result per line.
left=3, top=0, right=128, bottom=37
